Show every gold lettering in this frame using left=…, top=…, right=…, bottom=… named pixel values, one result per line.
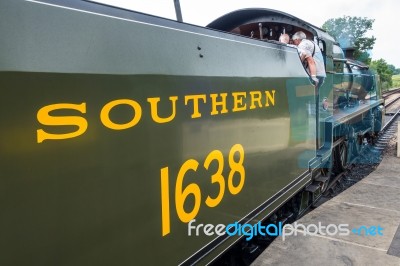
left=184, top=95, right=206, bottom=118
left=36, top=89, right=278, bottom=142
left=100, top=99, right=142, bottom=130
left=147, top=96, right=178, bottom=123
left=210, top=93, right=228, bottom=115
left=265, top=90, right=276, bottom=106
left=36, top=103, right=87, bottom=143
left=249, top=91, right=262, bottom=109
left=232, top=92, right=247, bottom=112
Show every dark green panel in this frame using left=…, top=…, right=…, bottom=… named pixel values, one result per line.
left=0, top=72, right=314, bottom=265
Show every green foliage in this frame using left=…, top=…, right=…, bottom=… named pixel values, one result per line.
left=370, top=59, right=393, bottom=90
left=388, top=64, right=396, bottom=73
left=392, top=74, right=400, bottom=88
left=388, top=65, right=400, bottom=75
left=322, top=16, right=376, bottom=64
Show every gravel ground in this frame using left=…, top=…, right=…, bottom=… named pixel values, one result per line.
left=383, top=129, right=398, bottom=157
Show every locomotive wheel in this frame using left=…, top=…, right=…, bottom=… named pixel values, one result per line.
left=373, top=107, right=383, bottom=134
left=366, top=132, right=377, bottom=145
left=374, top=119, right=382, bottom=135
left=348, top=127, right=362, bottom=158
left=354, top=136, right=363, bottom=156
left=338, top=141, right=349, bottom=169
left=320, top=156, right=333, bottom=193
left=333, top=141, right=348, bottom=172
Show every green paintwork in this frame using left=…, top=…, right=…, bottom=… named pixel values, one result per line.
left=0, top=0, right=382, bottom=265
left=0, top=72, right=313, bottom=265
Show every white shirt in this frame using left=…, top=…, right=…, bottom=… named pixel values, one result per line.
left=298, top=39, right=326, bottom=77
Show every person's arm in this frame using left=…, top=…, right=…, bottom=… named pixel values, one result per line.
left=306, top=57, right=317, bottom=77
left=305, top=57, right=318, bottom=86
left=298, top=48, right=318, bottom=86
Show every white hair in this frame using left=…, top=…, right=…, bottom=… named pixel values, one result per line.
left=292, top=31, right=307, bottom=41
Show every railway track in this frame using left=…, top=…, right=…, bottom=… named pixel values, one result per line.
left=382, top=87, right=400, bottom=98
left=383, top=87, right=400, bottom=110
left=385, top=96, right=400, bottom=109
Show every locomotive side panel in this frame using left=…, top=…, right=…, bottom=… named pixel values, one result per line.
left=0, top=1, right=316, bottom=265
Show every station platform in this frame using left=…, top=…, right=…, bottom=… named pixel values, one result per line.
left=252, top=152, right=400, bottom=265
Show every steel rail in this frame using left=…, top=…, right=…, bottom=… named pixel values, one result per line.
left=382, top=87, right=400, bottom=98
left=382, top=108, right=400, bottom=132
left=385, top=95, right=400, bottom=109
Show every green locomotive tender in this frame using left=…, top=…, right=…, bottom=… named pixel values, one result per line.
left=0, top=1, right=384, bottom=265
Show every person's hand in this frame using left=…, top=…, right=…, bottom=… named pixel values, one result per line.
left=311, top=76, right=318, bottom=87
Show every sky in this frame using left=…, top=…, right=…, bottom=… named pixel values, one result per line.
left=93, top=0, right=399, bottom=67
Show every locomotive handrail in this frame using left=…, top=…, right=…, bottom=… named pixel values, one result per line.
left=333, top=58, right=347, bottom=62
left=333, top=58, right=369, bottom=70
left=348, top=62, right=369, bottom=70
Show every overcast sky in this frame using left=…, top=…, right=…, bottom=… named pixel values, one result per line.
left=93, top=0, right=399, bottom=67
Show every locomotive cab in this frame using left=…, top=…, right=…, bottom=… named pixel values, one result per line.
left=207, top=8, right=328, bottom=71
left=207, top=8, right=335, bottom=151
left=208, top=8, right=384, bottom=187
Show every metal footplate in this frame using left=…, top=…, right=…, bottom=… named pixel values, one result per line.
left=305, top=184, right=320, bottom=193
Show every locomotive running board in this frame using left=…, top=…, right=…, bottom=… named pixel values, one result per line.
left=305, top=184, right=319, bottom=193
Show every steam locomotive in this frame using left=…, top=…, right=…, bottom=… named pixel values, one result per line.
left=0, top=1, right=384, bottom=265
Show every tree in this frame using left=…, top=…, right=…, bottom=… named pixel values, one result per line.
left=322, top=16, right=376, bottom=64
left=388, top=64, right=400, bottom=75
left=370, top=59, right=393, bottom=89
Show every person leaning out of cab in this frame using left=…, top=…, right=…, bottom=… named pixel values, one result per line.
left=292, top=31, right=326, bottom=89
left=279, top=33, right=318, bottom=87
